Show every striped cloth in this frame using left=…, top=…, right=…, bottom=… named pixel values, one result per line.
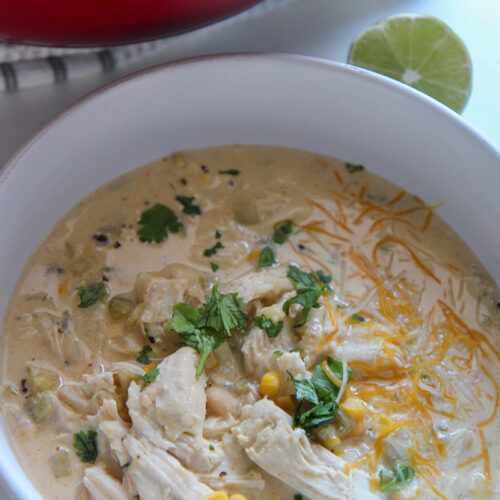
left=0, top=0, right=290, bottom=92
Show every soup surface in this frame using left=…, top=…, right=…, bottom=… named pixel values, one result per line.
left=1, top=146, right=500, bottom=500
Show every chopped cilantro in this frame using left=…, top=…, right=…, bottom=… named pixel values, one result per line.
left=289, top=374, right=318, bottom=405
left=272, top=220, right=292, bottom=244
left=137, top=203, right=183, bottom=243
left=175, top=195, right=201, bottom=215
left=203, top=241, right=224, bottom=257
left=144, top=327, right=149, bottom=339
left=290, top=370, right=339, bottom=436
left=210, top=262, right=219, bottom=272
left=273, top=350, right=284, bottom=358
left=219, top=169, right=240, bottom=176
left=141, top=367, right=160, bottom=384
left=209, top=444, right=215, bottom=451
left=289, top=356, right=350, bottom=436
left=283, top=266, right=332, bottom=326
left=258, top=246, right=276, bottom=268
left=136, top=345, right=152, bottom=365
left=74, top=430, right=98, bottom=463
left=254, top=314, right=283, bottom=337
left=215, top=230, right=222, bottom=239
left=294, top=495, right=304, bottom=500
left=351, top=313, right=366, bottom=323
left=379, top=465, right=416, bottom=492
left=289, top=348, right=302, bottom=353
left=316, top=270, right=332, bottom=286
left=168, top=283, right=248, bottom=376
left=345, top=162, right=365, bottom=173
left=77, top=282, right=107, bottom=308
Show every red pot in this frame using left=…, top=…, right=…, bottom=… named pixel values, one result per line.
left=0, top=0, right=261, bottom=47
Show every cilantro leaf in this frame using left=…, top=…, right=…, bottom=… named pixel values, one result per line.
left=77, top=282, right=107, bottom=308
left=137, top=203, right=183, bottom=243
left=176, top=195, right=201, bottom=215
left=272, top=220, right=292, bottom=245
left=345, top=162, right=365, bottom=173
left=168, top=284, right=248, bottom=376
left=219, top=169, right=240, bottom=176
left=215, top=230, right=222, bottom=239
left=254, top=314, right=283, bottom=337
left=294, top=495, right=304, bottom=500
left=198, top=283, right=248, bottom=336
left=283, top=290, right=321, bottom=327
left=286, top=266, right=321, bottom=292
left=351, top=313, right=366, bottom=323
left=324, top=356, right=351, bottom=386
left=379, top=465, right=416, bottom=492
left=179, top=327, right=227, bottom=377
left=283, top=266, right=332, bottom=326
left=289, top=372, right=318, bottom=405
left=203, top=241, right=224, bottom=257
left=141, top=367, right=160, bottom=384
left=273, top=350, right=283, bottom=357
left=316, top=270, right=332, bottom=287
left=258, top=246, right=276, bottom=268
left=168, top=303, right=203, bottom=333
left=210, top=262, right=219, bottom=272
left=136, top=345, right=152, bottom=365
left=74, top=430, right=98, bottom=463
left=290, top=357, right=349, bottom=435
left=294, top=400, right=339, bottom=433
left=311, top=365, right=337, bottom=400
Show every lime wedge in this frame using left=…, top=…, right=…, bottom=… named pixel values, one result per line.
left=348, top=14, right=472, bottom=113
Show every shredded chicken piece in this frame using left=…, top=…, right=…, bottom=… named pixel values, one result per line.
left=127, top=346, right=221, bottom=472
left=135, top=274, right=187, bottom=324
left=232, top=399, right=380, bottom=500
left=123, top=436, right=213, bottom=500
left=221, top=267, right=293, bottom=304
left=83, top=466, right=134, bottom=500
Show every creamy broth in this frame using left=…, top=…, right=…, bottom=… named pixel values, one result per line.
left=1, top=146, right=500, bottom=500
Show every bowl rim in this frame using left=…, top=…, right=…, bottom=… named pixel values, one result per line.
left=2, top=52, right=499, bottom=186
left=0, top=52, right=499, bottom=500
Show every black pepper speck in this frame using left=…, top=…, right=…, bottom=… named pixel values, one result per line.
left=93, top=233, right=109, bottom=244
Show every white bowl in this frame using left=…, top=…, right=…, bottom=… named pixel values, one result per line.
left=0, top=53, right=499, bottom=500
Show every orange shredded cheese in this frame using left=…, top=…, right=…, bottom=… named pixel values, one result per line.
left=372, top=236, right=441, bottom=284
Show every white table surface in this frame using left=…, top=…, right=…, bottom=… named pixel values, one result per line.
left=0, top=0, right=499, bottom=498
left=1, top=0, right=500, bottom=171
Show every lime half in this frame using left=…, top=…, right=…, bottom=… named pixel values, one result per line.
left=348, top=14, right=472, bottom=113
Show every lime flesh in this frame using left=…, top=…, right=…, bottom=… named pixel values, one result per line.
left=349, top=14, right=472, bottom=113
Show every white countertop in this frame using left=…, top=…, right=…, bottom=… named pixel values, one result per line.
left=0, top=0, right=499, bottom=171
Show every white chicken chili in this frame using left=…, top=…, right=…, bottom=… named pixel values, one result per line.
left=1, top=146, right=500, bottom=500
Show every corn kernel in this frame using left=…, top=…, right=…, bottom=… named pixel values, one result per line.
left=142, top=363, right=157, bottom=372
left=205, top=492, right=229, bottom=500
left=324, top=435, right=341, bottom=449
left=340, top=397, right=367, bottom=419
left=259, top=371, right=280, bottom=398
left=229, top=495, right=247, bottom=500
left=315, top=425, right=341, bottom=450
left=276, top=395, right=295, bottom=413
